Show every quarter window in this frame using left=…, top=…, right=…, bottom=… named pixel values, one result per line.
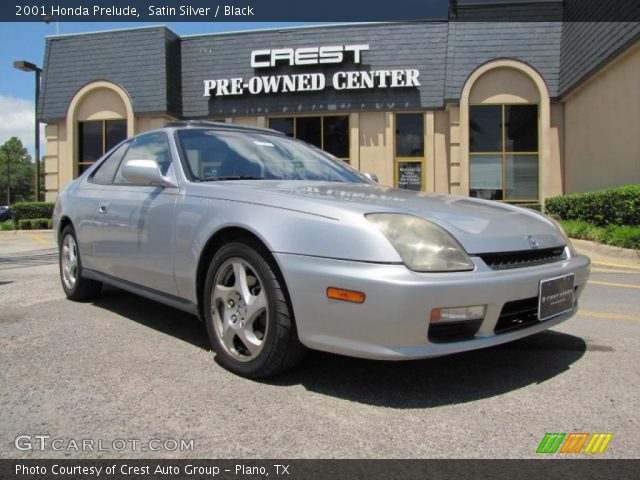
left=114, top=132, right=172, bottom=184
left=89, top=141, right=130, bottom=185
left=78, top=120, right=127, bottom=175
left=268, top=116, right=350, bottom=162
left=395, top=113, right=425, bottom=191
left=470, top=104, right=539, bottom=202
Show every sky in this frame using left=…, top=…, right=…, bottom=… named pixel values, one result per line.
left=0, top=22, right=328, bottom=158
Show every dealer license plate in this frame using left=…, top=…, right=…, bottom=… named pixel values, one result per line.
left=538, top=274, right=575, bottom=321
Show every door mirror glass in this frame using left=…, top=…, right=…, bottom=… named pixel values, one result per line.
left=363, top=172, right=379, bottom=184
left=121, top=159, right=176, bottom=187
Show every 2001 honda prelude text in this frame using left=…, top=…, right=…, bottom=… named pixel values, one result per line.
left=54, top=121, right=590, bottom=378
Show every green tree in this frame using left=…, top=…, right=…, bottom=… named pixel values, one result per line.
left=0, top=137, right=34, bottom=205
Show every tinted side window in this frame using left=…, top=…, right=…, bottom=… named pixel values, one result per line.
left=395, top=114, right=424, bottom=157
left=89, top=141, right=130, bottom=185
left=323, top=116, right=349, bottom=159
left=269, top=118, right=294, bottom=137
left=470, top=105, right=502, bottom=153
left=114, top=132, right=172, bottom=184
left=296, top=117, right=321, bottom=148
left=105, top=120, right=127, bottom=152
left=505, top=105, right=538, bottom=152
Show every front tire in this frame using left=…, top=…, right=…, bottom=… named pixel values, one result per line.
left=204, top=241, right=306, bottom=378
left=59, top=226, right=102, bottom=301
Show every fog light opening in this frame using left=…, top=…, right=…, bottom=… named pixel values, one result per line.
left=430, top=305, right=486, bottom=323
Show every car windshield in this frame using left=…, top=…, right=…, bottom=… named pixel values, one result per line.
left=176, top=129, right=368, bottom=183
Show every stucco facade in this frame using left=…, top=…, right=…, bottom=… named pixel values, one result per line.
left=563, top=41, right=640, bottom=193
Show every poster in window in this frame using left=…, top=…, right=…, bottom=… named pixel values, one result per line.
left=398, top=162, right=423, bottom=191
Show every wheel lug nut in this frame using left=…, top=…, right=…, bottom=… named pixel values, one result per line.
left=231, top=315, right=237, bottom=322
left=228, top=300, right=235, bottom=307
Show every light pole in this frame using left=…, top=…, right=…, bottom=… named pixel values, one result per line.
left=5, top=148, right=10, bottom=205
left=43, top=15, right=60, bottom=35
left=13, top=60, right=42, bottom=202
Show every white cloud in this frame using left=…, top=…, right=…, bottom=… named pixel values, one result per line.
left=0, top=95, right=45, bottom=158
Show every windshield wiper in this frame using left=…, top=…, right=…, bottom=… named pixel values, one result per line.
left=196, top=175, right=265, bottom=182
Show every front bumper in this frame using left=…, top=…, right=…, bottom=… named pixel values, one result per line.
left=275, top=250, right=590, bottom=360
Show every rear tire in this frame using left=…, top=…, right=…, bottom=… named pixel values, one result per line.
left=204, top=241, right=306, bottom=378
left=59, top=226, right=102, bottom=301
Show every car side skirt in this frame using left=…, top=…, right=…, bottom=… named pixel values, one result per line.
left=83, top=268, right=200, bottom=317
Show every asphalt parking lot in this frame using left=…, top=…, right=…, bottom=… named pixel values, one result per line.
left=1, top=231, right=639, bottom=459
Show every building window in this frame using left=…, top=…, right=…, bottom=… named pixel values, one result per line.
left=268, top=115, right=350, bottom=162
left=268, top=118, right=294, bottom=137
left=395, top=113, right=425, bottom=191
left=470, top=105, right=539, bottom=202
left=78, top=119, right=127, bottom=175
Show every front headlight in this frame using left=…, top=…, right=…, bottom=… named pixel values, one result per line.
left=366, top=213, right=475, bottom=272
left=547, top=215, right=576, bottom=255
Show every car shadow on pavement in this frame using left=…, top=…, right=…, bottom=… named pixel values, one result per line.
left=266, top=331, right=588, bottom=408
left=91, top=286, right=210, bottom=349
left=90, top=287, right=588, bottom=409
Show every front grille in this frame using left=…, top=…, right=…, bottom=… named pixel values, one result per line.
left=479, top=247, right=566, bottom=270
left=494, top=297, right=539, bottom=334
left=429, top=319, right=482, bottom=343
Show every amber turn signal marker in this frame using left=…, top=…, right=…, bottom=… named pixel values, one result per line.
left=326, top=287, right=366, bottom=304
left=430, top=308, right=442, bottom=322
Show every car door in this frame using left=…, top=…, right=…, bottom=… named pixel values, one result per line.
left=77, top=140, right=131, bottom=272
left=93, top=131, right=180, bottom=296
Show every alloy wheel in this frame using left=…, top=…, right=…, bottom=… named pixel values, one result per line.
left=61, top=234, right=78, bottom=290
left=211, top=257, right=269, bottom=362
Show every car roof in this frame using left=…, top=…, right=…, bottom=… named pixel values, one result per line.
left=164, top=120, right=284, bottom=136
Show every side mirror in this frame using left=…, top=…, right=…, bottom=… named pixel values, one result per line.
left=363, top=172, right=379, bottom=184
left=121, top=159, right=177, bottom=187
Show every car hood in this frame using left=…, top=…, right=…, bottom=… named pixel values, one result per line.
left=195, top=181, right=566, bottom=254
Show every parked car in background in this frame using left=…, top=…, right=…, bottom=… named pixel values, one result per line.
left=54, top=121, right=590, bottom=378
left=0, top=206, right=11, bottom=222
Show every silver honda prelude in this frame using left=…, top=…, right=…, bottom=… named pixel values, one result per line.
left=54, top=121, right=590, bottom=378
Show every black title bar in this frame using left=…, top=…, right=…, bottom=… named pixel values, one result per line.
left=3, top=0, right=640, bottom=22
left=9, top=0, right=449, bottom=23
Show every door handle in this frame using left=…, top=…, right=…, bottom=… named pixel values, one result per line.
left=98, top=203, right=109, bottom=214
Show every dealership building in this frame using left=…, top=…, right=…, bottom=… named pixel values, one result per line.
left=37, top=2, right=640, bottom=203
